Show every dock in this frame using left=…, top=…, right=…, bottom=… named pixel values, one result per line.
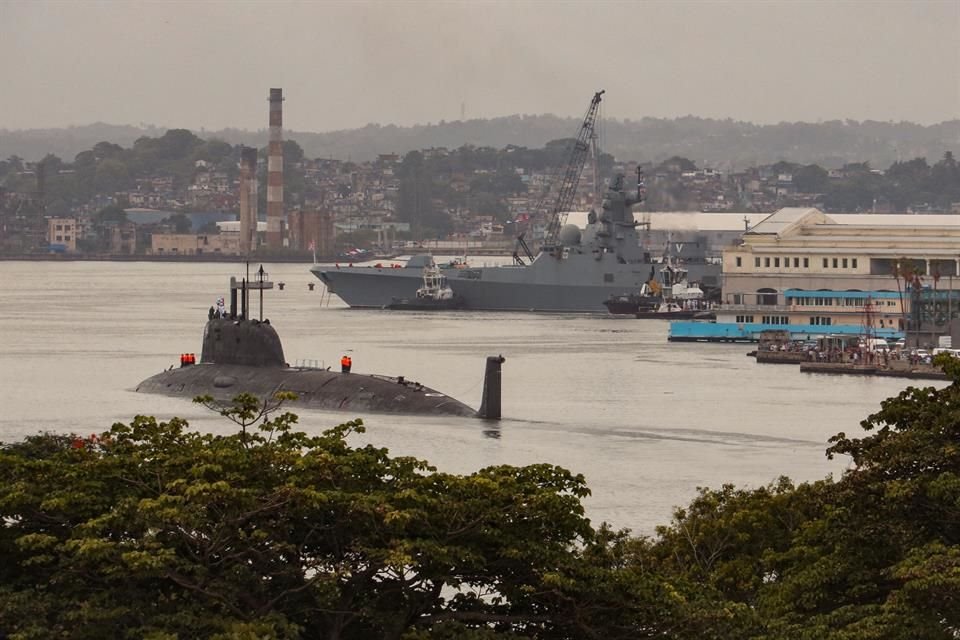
left=799, top=362, right=948, bottom=380
left=755, top=351, right=807, bottom=364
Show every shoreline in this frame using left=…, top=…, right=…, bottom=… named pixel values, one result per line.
left=0, top=254, right=325, bottom=264
left=0, top=249, right=515, bottom=264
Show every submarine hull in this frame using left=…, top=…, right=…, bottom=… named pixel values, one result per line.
left=136, top=364, right=477, bottom=417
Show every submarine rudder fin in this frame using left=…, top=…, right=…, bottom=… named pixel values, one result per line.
left=478, top=355, right=506, bottom=420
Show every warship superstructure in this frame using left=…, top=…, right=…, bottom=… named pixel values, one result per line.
left=311, top=174, right=720, bottom=312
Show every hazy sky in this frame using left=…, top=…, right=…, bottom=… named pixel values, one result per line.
left=1, top=0, right=958, bottom=132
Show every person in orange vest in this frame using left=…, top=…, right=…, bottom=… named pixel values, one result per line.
left=340, top=354, right=352, bottom=373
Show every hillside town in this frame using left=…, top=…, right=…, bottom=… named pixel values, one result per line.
left=0, top=126, right=958, bottom=258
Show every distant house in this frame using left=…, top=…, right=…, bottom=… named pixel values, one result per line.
left=150, top=232, right=238, bottom=256
left=47, top=217, right=77, bottom=253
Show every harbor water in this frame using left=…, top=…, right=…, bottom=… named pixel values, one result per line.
left=0, top=260, right=929, bottom=534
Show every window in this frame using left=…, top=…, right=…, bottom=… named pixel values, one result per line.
left=755, top=257, right=761, bottom=267
left=757, top=288, right=778, bottom=305
left=762, top=315, right=789, bottom=325
left=804, top=258, right=809, bottom=268
left=736, top=315, right=755, bottom=323
left=55, top=224, right=62, bottom=231
left=809, top=317, right=833, bottom=326
left=603, top=273, right=614, bottom=283
left=64, top=235, right=71, bottom=241
left=55, top=235, right=62, bottom=241
left=823, top=258, right=828, bottom=268
left=852, top=258, right=858, bottom=268
left=842, top=258, right=848, bottom=268
left=774, top=257, right=780, bottom=267
left=793, top=258, right=800, bottom=268
left=736, top=256, right=742, bottom=267
left=765, top=257, right=770, bottom=267
left=832, top=258, right=838, bottom=268
left=732, top=294, right=743, bottom=304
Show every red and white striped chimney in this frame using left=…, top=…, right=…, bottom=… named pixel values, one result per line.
left=266, top=88, right=284, bottom=249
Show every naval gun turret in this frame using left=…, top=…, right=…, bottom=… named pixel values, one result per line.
left=136, top=270, right=505, bottom=419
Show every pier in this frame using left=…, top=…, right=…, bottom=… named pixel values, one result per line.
left=799, top=362, right=948, bottom=381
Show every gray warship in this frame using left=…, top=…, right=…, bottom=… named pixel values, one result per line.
left=311, top=173, right=721, bottom=313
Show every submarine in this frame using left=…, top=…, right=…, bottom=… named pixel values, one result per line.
left=136, top=272, right=504, bottom=419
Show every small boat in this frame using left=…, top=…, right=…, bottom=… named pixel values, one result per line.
left=605, top=260, right=714, bottom=319
left=386, top=259, right=466, bottom=311
left=603, top=283, right=659, bottom=315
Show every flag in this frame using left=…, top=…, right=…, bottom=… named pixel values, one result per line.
left=308, top=239, right=316, bottom=252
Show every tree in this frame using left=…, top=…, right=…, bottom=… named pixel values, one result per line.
left=0, top=395, right=598, bottom=639
left=93, top=158, right=130, bottom=194
left=646, top=363, right=960, bottom=638
left=793, top=164, right=828, bottom=193
left=162, top=212, right=192, bottom=233
left=397, top=150, right=439, bottom=235
left=96, top=204, right=128, bottom=224
left=657, top=156, right=698, bottom=173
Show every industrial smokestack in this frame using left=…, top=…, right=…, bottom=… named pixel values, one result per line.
left=267, top=88, right=284, bottom=249
left=238, top=146, right=258, bottom=255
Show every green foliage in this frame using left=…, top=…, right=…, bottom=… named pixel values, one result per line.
left=398, top=150, right=452, bottom=235
left=793, top=164, right=829, bottom=193
left=161, top=212, right=192, bottom=233
left=96, top=204, right=128, bottom=223
left=0, top=395, right=609, bottom=639
left=645, top=368, right=960, bottom=639
left=657, top=156, right=698, bottom=172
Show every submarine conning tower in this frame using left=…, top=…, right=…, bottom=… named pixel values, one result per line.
left=201, top=318, right=285, bottom=367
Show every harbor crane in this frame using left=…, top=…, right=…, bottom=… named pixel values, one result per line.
left=513, top=90, right=605, bottom=264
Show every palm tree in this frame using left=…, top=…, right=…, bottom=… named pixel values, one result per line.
left=892, top=257, right=920, bottom=332
left=893, top=258, right=906, bottom=331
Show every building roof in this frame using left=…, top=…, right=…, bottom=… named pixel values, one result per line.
left=746, top=208, right=833, bottom=236
left=562, top=209, right=960, bottom=234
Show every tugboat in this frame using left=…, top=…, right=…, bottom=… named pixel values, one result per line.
left=385, top=258, right=466, bottom=311
left=604, top=261, right=715, bottom=319
left=603, top=282, right=660, bottom=315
